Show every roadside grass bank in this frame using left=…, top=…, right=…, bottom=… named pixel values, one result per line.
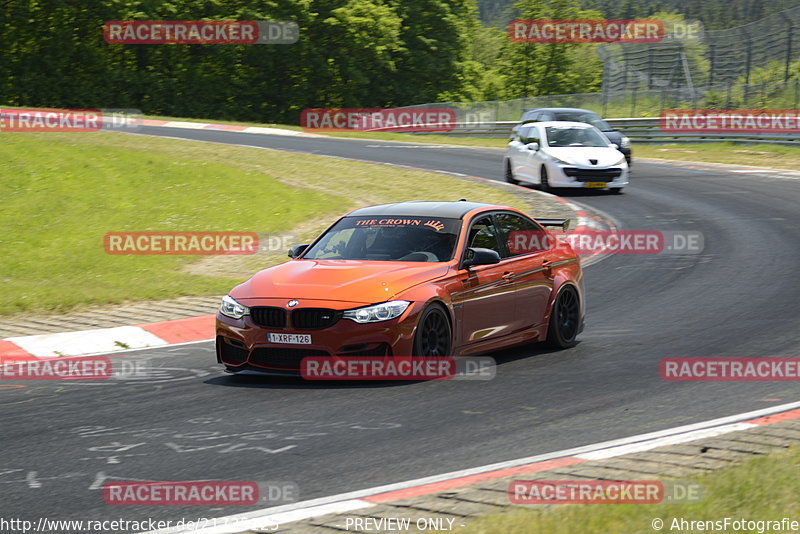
left=450, top=444, right=799, bottom=534
left=633, top=143, right=800, bottom=171
left=0, top=132, right=527, bottom=316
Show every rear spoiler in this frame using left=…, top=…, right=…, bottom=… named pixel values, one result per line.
left=536, top=218, right=571, bottom=231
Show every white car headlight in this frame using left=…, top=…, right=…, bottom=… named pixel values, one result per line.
left=545, top=151, right=572, bottom=165
left=612, top=155, right=627, bottom=166
left=220, top=295, right=249, bottom=319
left=620, top=136, right=631, bottom=148
left=343, top=300, right=410, bottom=323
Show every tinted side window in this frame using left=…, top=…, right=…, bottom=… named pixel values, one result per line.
left=517, top=125, right=533, bottom=143
left=494, top=213, right=549, bottom=257
left=525, top=127, right=540, bottom=146
left=466, top=216, right=502, bottom=255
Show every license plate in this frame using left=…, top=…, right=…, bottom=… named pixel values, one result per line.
left=268, top=333, right=312, bottom=345
left=584, top=182, right=607, bottom=188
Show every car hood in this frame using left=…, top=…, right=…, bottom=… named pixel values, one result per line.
left=231, top=259, right=451, bottom=305
left=546, top=147, right=625, bottom=167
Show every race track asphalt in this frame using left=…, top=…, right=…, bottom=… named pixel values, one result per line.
left=3, top=128, right=799, bottom=526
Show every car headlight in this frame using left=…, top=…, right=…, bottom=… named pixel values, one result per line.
left=220, top=295, right=249, bottom=319
left=620, top=136, right=630, bottom=148
left=612, top=155, right=627, bottom=166
left=343, top=300, right=411, bottom=323
left=545, top=151, right=572, bottom=165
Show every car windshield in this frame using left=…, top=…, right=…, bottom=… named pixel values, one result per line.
left=545, top=126, right=610, bottom=148
left=552, top=111, right=612, bottom=131
left=303, top=216, right=462, bottom=262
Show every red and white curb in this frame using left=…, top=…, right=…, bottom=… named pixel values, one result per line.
left=541, top=193, right=619, bottom=267
left=0, top=315, right=215, bottom=360
left=143, top=401, right=800, bottom=534
left=140, top=119, right=326, bottom=138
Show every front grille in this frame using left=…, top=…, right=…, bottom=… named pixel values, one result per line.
left=338, top=343, right=390, bottom=357
left=249, top=348, right=329, bottom=369
left=250, top=307, right=286, bottom=328
left=218, top=337, right=248, bottom=365
left=291, top=308, right=341, bottom=329
left=562, top=167, right=622, bottom=182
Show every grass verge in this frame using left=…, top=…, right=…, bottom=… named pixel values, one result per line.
left=633, top=143, right=800, bottom=171
left=0, top=132, right=527, bottom=315
left=452, top=445, right=799, bottom=534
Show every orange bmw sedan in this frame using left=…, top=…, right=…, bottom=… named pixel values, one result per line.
left=216, top=200, right=584, bottom=375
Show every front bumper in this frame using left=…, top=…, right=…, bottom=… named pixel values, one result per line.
left=215, top=304, right=422, bottom=374
left=547, top=162, right=629, bottom=189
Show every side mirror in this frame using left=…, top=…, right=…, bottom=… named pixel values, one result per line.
left=288, top=244, right=309, bottom=258
left=610, top=143, right=619, bottom=150
left=526, top=142, right=539, bottom=151
left=462, top=247, right=501, bottom=269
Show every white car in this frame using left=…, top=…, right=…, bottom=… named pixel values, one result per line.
left=504, top=121, right=629, bottom=193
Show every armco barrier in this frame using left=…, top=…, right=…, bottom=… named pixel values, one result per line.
left=408, top=117, right=800, bottom=145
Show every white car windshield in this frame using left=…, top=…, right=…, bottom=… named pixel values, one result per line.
left=545, top=126, right=610, bottom=148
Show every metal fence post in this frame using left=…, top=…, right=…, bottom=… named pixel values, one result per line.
left=795, top=79, right=800, bottom=109
left=623, top=49, right=630, bottom=93
left=782, top=13, right=794, bottom=81
left=708, top=44, right=716, bottom=87
left=743, top=30, right=752, bottom=103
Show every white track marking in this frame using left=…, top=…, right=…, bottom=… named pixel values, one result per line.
left=143, top=400, right=800, bottom=534
left=6, top=327, right=167, bottom=357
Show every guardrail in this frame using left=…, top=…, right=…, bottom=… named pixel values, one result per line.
left=607, top=118, right=800, bottom=145
left=409, top=118, right=800, bottom=145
